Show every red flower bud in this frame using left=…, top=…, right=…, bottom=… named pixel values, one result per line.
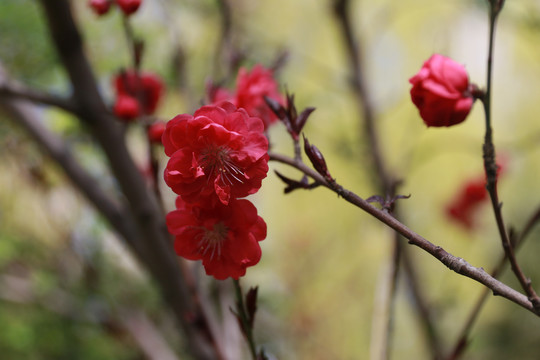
left=113, top=95, right=140, bottom=121
left=303, top=136, right=331, bottom=180
left=89, top=0, right=111, bottom=15
left=147, top=122, right=166, bottom=144
left=409, top=54, right=474, bottom=127
left=116, top=0, right=141, bottom=16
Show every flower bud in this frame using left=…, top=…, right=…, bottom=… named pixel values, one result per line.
left=409, top=54, right=475, bottom=127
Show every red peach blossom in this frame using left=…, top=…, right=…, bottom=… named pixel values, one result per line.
left=410, top=54, right=474, bottom=127
left=163, top=102, right=269, bottom=205
left=166, top=197, right=266, bottom=280
left=113, top=94, right=140, bottom=121
left=89, top=0, right=111, bottom=15
left=116, top=0, right=141, bottom=15
left=113, top=70, right=163, bottom=118
left=147, top=122, right=166, bottom=143
left=446, top=178, right=488, bottom=229
left=235, top=65, right=284, bottom=129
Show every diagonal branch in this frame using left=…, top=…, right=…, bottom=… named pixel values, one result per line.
left=0, top=73, right=77, bottom=113
left=269, top=152, right=538, bottom=315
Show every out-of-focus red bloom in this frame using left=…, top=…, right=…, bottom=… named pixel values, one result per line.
left=410, top=54, right=474, bottom=127
left=115, top=0, right=141, bottom=15
left=89, top=0, right=111, bottom=15
left=446, top=177, right=488, bottom=229
left=112, top=70, right=164, bottom=121
left=147, top=122, right=166, bottom=143
left=208, top=65, right=284, bottom=130
left=163, top=102, right=269, bottom=205
left=166, top=197, right=266, bottom=280
left=235, top=65, right=284, bottom=129
left=113, top=94, right=140, bottom=121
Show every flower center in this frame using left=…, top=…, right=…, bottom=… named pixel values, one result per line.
left=197, top=222, right=228, bottom=260
left=200, top=145, right=244, bottom=185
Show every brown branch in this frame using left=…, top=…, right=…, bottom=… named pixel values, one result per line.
left=269, top=152, right=538, bottom=315
left=0, top=73, right=77, bottom=113
left=402, top=246, right=444, bottom=360
left=0, top=95, right=138, bottom=249
left=37, top=1, right=223, bottom=359
left=332, top=0, right=391, bottom=192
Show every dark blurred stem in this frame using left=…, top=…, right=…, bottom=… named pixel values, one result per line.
left=402, top=243, right=443, bottom=360
left=481, top=2, right=540, bottom=312
left=122, top=15, right=139, bottom=70
left=332, top=0, right=391, bottom=191
left=233, top=279, right=258, bottom=360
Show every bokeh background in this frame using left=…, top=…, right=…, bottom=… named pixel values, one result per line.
left=2, top=0, right=540, bottom=359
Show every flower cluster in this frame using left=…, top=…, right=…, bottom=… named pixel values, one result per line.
left=89, top=0, right=142, bottom=16
left=410, top=54, right=475, bottom=127
left=163, top=101, right=269, bottom=279
left=208, top=65, right=284, bottom=130
left=112, top=69, right=164, bottom=122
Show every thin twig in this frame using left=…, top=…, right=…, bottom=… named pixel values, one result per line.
left=233, top=279, right=258, bottom=360
left=269, top=152, right=538, bottom=315
left=481, top=0, right=540, bottom=310
left=445, top=203, right=540, bottom=360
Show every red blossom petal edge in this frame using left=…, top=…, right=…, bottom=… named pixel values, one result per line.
left=409, top=54, right=475, bottom=127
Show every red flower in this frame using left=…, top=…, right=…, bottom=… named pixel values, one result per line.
left=163, top=102, right=269, bottom=205
left=410, top=54, right=474, bottom=127
left=113, top=70, right=164, bottom=120
left=235, top=65, right=284, bottom=129
left=115, top=0, right=141, bottom=15
left=113, top=94, right=140, bottom=121
left=147, top=121, right=166, bottom=143
left=166, top=197, right=266, bottom=280
left=208, top=65, right=284, bottom=130
left=89, top=0, right=111, bottom=15
left=446, top=177, right=488, bottom=229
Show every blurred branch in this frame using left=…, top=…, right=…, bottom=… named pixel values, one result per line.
left=330, top=1, right=442, bottom=358
left=0, top=273, right=180, bottom=360
left=269, top=151, right=539, bottom=315
left=0, top=79, right=136, bottom=246
left=402, top=247, right=443, bottom=360
left=37, top=1, right=223, bottom=358
left=0, top=72, right=77, bottom=113
left=332, top=0, right=392, bottom=191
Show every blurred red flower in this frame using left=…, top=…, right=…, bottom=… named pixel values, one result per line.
left=113, top=70, right=163, bottom=120
left=116, top=0, right=141, bottom=15
left=446, top=177, right=488, bottom=229
left=89, top=0, right=111, bottom=15
left=209, top=65, right=284, bottom=130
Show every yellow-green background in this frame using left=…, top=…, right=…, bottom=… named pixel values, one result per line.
left=2, top=0, right=540, bottom=359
